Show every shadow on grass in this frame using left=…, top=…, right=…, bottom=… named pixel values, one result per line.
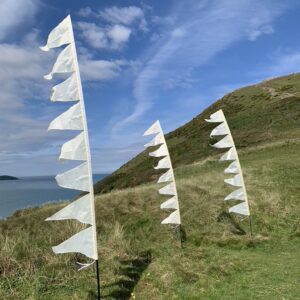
left=217, top=211, right=246, bottom=235
left=102, top=250, right=152, bottom=300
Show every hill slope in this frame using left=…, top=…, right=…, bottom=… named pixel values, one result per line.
left=1, top=141, right=299, bottom=299
left=94, top=73, right=300, bottom=194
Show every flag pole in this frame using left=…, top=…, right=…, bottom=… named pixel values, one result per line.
left=96, top=260, right=101, bottom=299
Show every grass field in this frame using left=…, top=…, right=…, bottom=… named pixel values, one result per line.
left=1, top=139, right=299, bottom=299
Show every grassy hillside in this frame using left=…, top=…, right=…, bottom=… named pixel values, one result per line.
left=94, top=73, right=300, bottom=194
left=0, top=140, right=299, bottom=299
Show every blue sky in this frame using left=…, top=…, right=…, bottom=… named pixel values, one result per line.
left=0, top=0, right=299, bottom=176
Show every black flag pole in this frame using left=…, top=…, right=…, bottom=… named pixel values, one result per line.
left=96, top=260, right=101, bottom=300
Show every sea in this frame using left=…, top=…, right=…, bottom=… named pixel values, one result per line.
left=0, top=174, right=107, bottom=219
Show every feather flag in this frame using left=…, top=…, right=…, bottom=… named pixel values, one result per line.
left=41, top=16, right=98, bottom=265
left=144, top=121, right=181, bottom=227
left=206, top=109, right=251, bottom=218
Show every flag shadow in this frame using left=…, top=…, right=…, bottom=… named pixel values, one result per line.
left=102, top=250, right=152, bottom=300
left=217, top=211, right=246, bottom=235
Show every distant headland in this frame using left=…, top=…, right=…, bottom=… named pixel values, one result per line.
left=0, top=175, right=19, bottom=180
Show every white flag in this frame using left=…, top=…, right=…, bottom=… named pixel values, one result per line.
left=48, top=103, right=83, bottom=131
left=224, top=188, right=245, bottom=201
left=56, top=162, right=90, bottom=192
left=161, top=210, right=180, bottom=224
left=149, top=144, right=168, bottom=157
left=40, top=15, right=72, bottom=51
left=229, top=202, right=249, bottom=216
left=143, top=120, right=162, bottom=136
left=220, top=148, right=236, bottom=161
left=159, top=182, right=176, bottom=196
left=157, top=169, right=173, bottom=183
left=160, top=196, right=178, bottom=209
left=224, top=161, right=239, bottom=174
left=210, top=122, right=228, bottom=137
left=205, top=110, right=224, bottom=123
left=154, top=157, right=171, bottom=170
left=144, top=133, right=164, bottom=147
left=206, top=109, right=250, bottom=217
left=60, top=132, right=87, bottom=161
left=51, top=73, right=79, bottom=102
left=44, top=44, right=75, bottom=80
left=52, top=226, right=97, bottom=259
left=224, top=174, right=243, bottom=187
left=46, top=194, right=92, bottom=224
left=212, top=135, right=233, bottom=148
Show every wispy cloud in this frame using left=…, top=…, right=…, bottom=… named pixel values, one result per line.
left=117, top=0, right=291, bottom=129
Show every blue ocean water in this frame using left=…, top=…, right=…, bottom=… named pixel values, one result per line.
left=0, top=174, right=107, bottom=219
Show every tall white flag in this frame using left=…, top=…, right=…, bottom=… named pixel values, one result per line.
left=206, top=109, right=250, bottom=217
left=41, top=15, right=98, bottom=264
left=144, top=120, right=181, bottom=226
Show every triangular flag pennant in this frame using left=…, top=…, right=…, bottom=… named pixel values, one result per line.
left=206, top=109, right=251, bottom=219
left=160, top=196, right=178, bottom=209
left=161, top=210, right=180, bottom=224
left=144, top=133, right=164, bottom=147
left=52, top=227, right=97, bottom=259
left=41, top=16, right=98, bottom=265
left=157, top=169, right=173, bottom=183
left=44, top=44, right=75, bottom=80
left=149, top=144, right=168, bottom=157
left=229, top=202, right=249, bottom=216
left=40, top=15, right=72, bottom=51
left=144, top=120, right=182, bottom=231
left=205, top=110, right=224, bottom=123
left=210, top=122, right=228, bottom=137
left=143, top=120, right=162, bottom=136
left=224, top=161, right=239, bottom=174
left=48, top=103, right=83, bottom=131
left=46, top=194, right=92, bottom=224
left=51, top=73, right=79, bottom=102
left=55, top=162, right=90, bottom=192
left=59, top=132, right=87, bottom=161
left=224, top=188, right=245, bottom=201
left=212, top=135, right=233, bottom=148
left=154, top=157, right=171, bottom=169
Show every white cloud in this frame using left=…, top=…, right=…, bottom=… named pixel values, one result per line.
left=77, top=6, right=93, bottom=18
left=0, top=0, right=39, bottom=41
left=117, top=0, right=292, bottom=129
left=100, top=6, right=144, bottom=26
left=77, top=22, right=131, bottom=50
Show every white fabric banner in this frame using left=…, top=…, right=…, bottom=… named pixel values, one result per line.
left=159, top=182, right=176, bottom=196
left=44, top=44, right=75, bottom=80
left=212, top=135, right=233, bottom=149
left=161, top=210, right=180, bottom=224
left=48, top=103, right=83, bottom=131
left=52, top=226, right=97, bottom=259
left=210, top=122, right=228, bottom=137
left=154, top=157, right=171, bottom=169
left=46, top=194, right=92, bottom=224
left=205, top=110, right=224, bottom=123
left=149, top=144, right=168, bottom=158
left=229, top=202, right=250, bottom=216
left=220, top=148, right=236, bottom=161
left=224, top=188, right=245, bottom=201
left=144, top=133, right=164, bottom=147
left=143, top=120, right=162, bottom=136
left=56, top=162, right=90, bottom=192
left=157, top=169, right=173, bottom=183
left=40, top=15, right=72, bottom=51
left=51, top=73, right=79, bottom=102
left=160, top=196, right=178, bottom=209
left=224, top=174, right=243, bottom=187
left=59, top=132, right=87, bottom=161
left=224, top=161, right=239, bottom=174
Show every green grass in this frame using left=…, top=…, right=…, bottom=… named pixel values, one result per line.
left=1, top=140, right=299, bottom=299
left=94, top=73, right=300, bottom=195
